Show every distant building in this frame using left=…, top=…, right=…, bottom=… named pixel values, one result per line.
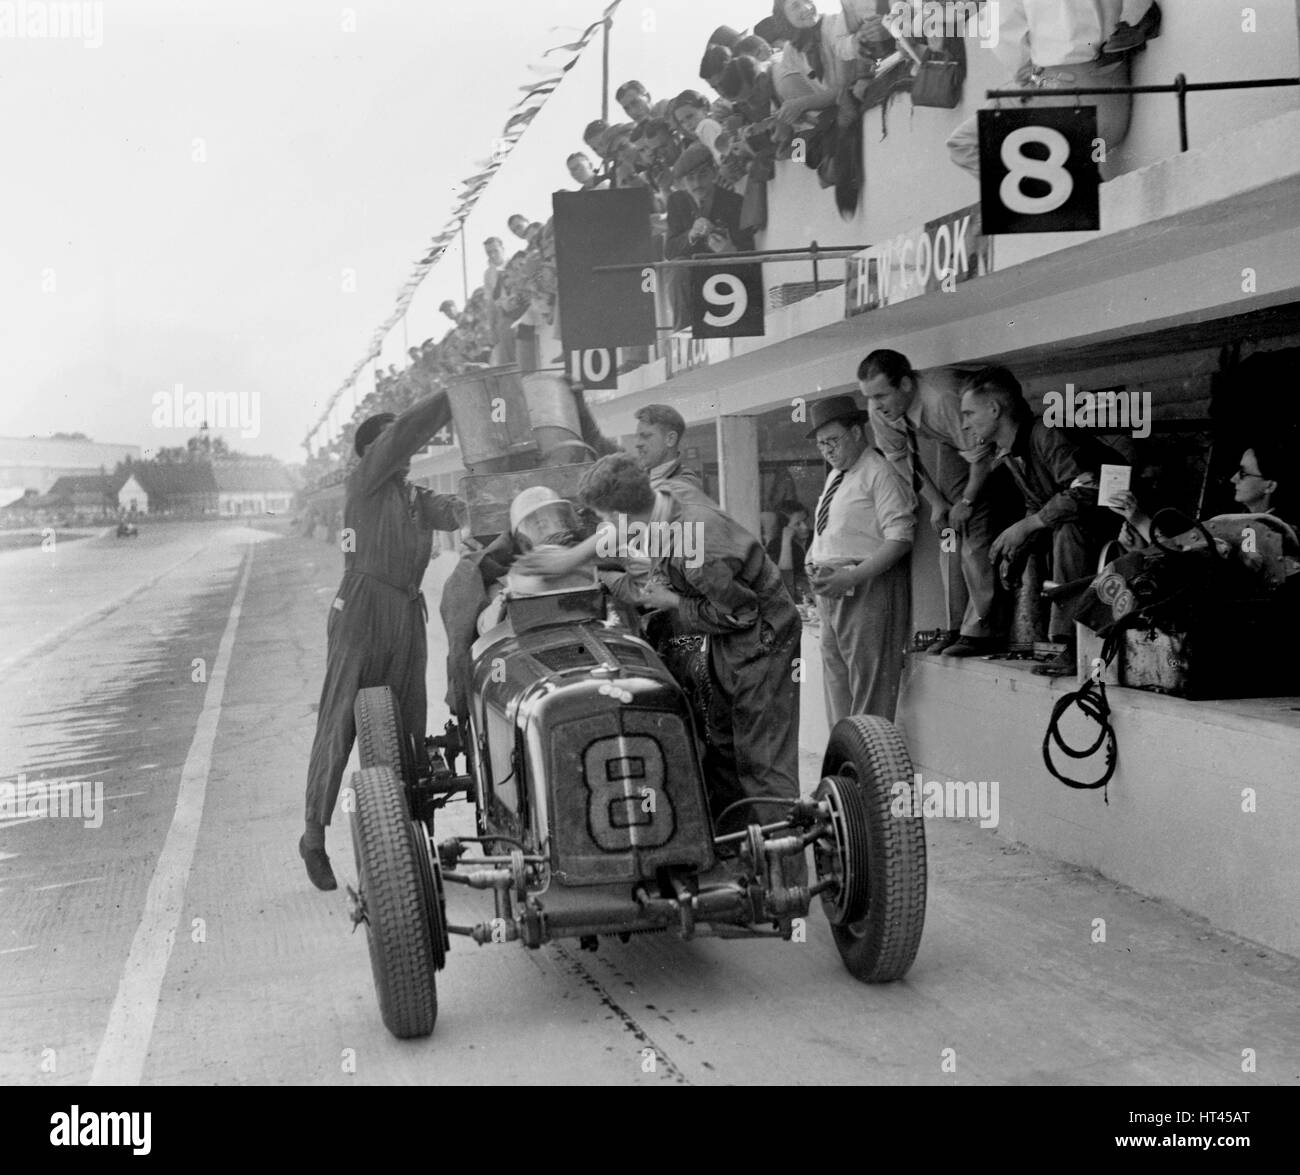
left=0, top=436, right=142, bottom=506
left=212, top=458, right=296, bottom=515
left=117, top=474, right=149, bottom=515
left=118, top=464, right=219, bottom=515
left=114, top=458, right=296, bottom=516
left=42, top=474, right=120, bottom=513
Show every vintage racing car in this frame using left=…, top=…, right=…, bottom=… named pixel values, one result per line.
left=345, top=555, right=929, bottom=1040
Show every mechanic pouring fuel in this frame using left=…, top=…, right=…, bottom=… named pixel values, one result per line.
left=300, top=392, right=465, bottom=891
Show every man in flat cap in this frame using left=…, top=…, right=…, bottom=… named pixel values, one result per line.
left=806, top=393, right=917, bottom=723
left=665, top=143, right=755, bottom=328
left=300, top=394, right=465, bottom=891
left=665, top=142, right=752, bottom=260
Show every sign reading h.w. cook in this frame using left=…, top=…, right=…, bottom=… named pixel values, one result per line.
left=844, top=203, right=994, bottom=318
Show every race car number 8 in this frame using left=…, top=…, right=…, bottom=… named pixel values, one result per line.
left=999, top=125, right=1074, bottom=216
left=701, top=273, right=748, bottom=328
left=583, top=736, right=675, bottom=851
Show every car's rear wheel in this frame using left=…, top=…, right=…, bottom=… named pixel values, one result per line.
left=350, top=765, right=439, bottom=1039
left=814, top=716, right=927, bottom=983
left=355, top=686, right=415, bottom=784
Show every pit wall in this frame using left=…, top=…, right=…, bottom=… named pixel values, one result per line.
left=799, top=627, right=1300, bottom=959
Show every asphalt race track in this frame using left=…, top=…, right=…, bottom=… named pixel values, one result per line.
left=2, top=522, right=1298, bottom=1086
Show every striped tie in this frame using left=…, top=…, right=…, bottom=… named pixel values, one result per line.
left=904, top=420, right=924, bottom=493
left=816, top=471, right=845, bottom=536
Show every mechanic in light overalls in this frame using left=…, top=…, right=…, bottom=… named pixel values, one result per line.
left=300, top=394, right=464, bottom=890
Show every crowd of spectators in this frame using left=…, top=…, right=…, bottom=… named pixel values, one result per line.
left=308, top=1, right=1166, bottom=496
left=304, top=212, right=558, bottom=493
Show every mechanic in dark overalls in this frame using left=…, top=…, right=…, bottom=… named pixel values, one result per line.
left=577, top=452, right=802, bottom=834
left=300, top=394, right=464, bottom=890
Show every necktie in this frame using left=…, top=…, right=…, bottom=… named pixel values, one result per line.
left=816, top=471, right=845, bottom=536
left=904, top=419, right=924, bottom=494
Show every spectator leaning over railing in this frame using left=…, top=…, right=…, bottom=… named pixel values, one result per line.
left=631, top=117, right=682, bottom=205
left=615, top=79, right=671, bottom=129
left=566, top=150, right=609, bottom=191
left=734, top=32, right=775, bottom=62
left=770, top=0, right=890, bottom=180
left=669, top=88, right=730, bottom=165
left=700, top=43, right=733, bottom=94
left=946, top=0, right=1158, bottom=182
left=859, top=348, right=1012, bottom=658
left=716, top=54, right=784, bottom=178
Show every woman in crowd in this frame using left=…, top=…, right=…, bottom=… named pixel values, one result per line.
left=770, top=0, right=880, bottom=121
left=1110, top=442, right=1294, bottom=547
left=669, top=89, right=729, bottom=165
left=766, top=499, right=812, bottom=601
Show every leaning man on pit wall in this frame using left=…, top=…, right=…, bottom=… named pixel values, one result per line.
left=859, top=348, right=1009, bottom=658
left=300, top=393, right=465, bottom=891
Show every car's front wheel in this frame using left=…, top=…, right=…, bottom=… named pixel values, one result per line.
left=350, top=765, right=440, bottom=1039
left=355, top=686, right=415, bottom=785
left=814, top=715, right=927, bottom=983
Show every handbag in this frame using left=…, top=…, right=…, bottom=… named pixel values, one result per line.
left=910, top=47, right=965, bottom=108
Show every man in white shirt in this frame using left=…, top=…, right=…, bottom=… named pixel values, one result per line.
left=859, top=349, right=1012, bottom=656
left=806, top=394, right=917, bottom=724
left=946, top=0, right=1135, bottom=181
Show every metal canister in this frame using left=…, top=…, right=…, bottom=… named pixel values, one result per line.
left=445, top=365, right=539, bottom=475
left=521, top=368, right=587, bottom=465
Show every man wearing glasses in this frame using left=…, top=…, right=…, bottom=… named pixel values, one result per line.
left=806, top=394, right=917, bottom=724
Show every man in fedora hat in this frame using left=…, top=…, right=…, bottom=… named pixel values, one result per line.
left=806, top=392, right=916, bottom=723
left=300, top=394, right=466, bottom=891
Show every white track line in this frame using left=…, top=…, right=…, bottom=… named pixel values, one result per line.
left=90, top=545, right=254, bottom=1086
left=0, top=546, right=203, bottom=677
left=32, top=876, right=105, bottom=892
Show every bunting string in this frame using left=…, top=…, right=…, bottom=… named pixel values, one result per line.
left=305, top=0, right=623, bottom=454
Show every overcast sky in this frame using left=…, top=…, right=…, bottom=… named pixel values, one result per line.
left=0, top=0, right=775, bottom=463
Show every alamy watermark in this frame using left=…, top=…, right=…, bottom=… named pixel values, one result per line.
left=50, top=1106, right=150, bottom=1155
left=0, top=774, right=103, bottom=829
left=0, top=1, right=103, bottom=47
left=595, top=515, right=704, bottom=568
left=885, top=1, right=1000, bottom=48
left=1042, top=383, right=1151, bottom=439
left=891, top=772, right=999, bottom=829
left=151, top=383, right=262, bottom=438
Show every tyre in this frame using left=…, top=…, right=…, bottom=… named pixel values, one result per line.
left=350, top=765, right=438, bottom=1038
left=355, top=686, right=415, bottom=784
left=815, top=715, right=927, bottom=983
